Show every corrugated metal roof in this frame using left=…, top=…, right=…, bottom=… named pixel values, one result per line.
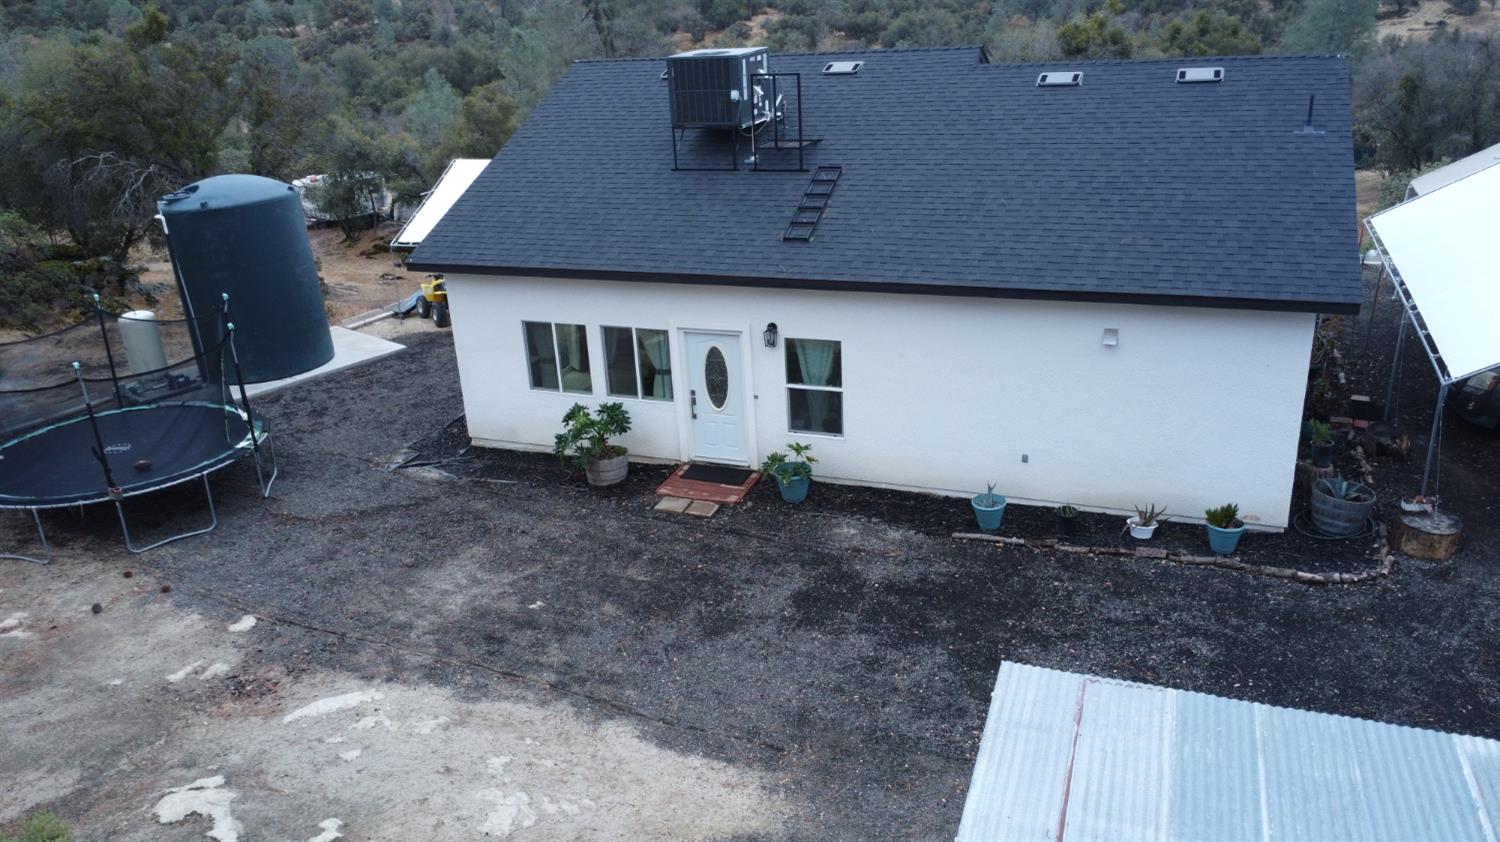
left=957, top=662, right=1500, bottom=842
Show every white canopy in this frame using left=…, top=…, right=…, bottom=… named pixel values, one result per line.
left=1406, top=143, right=1500, bottom=198
left=1367, top=160, right=1500, bottom=383
left=392, top=159, right=490, bottom=251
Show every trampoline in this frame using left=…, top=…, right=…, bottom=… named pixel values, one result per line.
left=0, top=297, right=276, bottom=563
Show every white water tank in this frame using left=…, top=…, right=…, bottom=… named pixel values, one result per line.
left=119, top=311, right=169, bottom=375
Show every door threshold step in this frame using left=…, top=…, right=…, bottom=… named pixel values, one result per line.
left=655, top=463, right=760, bottom=504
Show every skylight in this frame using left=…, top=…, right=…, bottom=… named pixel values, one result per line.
left=1036, top=71, right=1082, bottom=87
left=823, top=61, right=864, bottom=75
left=1176, top=67, right=1225, bottom=84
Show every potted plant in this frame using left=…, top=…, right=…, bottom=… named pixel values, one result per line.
left=1204, top=503, right=1246, bottom=555
left=1127, top=503, right=1167, bottom=539
left=1056, top=504, right=1079, bottom=537
left=1308, top=419, right=1334, bottom=468
left=553, top=402, right=632, bottom=487
left=1310, top=476, right=1376, bottom=537
left=762, top=442, right=816, bottom=503
left=971, top=483, right=1007, bottom=533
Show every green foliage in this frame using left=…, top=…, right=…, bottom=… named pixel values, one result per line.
left=1320, top=476, right=1371, bottom=501
left=1353, top=32, right=1500, bottom=173
left=1376, top=159, right=1449, bottom=207
left=1157, top=11, right=1262, bottom=57
left=977, top=481, right=1003, bottom=508
left=762, top=442, right=816, bottom=483
left=1280, top=0, right=1378, bottom=54
left=1204, top=503, right=1241, bottom=529
left=1307, top=418, right=1333, bottom=444
left=1057, top=503, right=1079, bottom=518
left=554, top=401, right=632, bottom=469
left=1057, top=9, right=1134, bottom=58
left=0, top=811, right=72, bottom=842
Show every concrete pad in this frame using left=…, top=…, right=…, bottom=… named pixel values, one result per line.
left=244, top=327, right=404, bottom=399
left=654, top=497, right=692, bottom=514
left=684, top=500, right=720, bottom=518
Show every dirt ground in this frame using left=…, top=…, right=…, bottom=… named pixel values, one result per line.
left=3, top=263, right=1500, bottom=840
left=1376, top=0, right=1500, bottom=40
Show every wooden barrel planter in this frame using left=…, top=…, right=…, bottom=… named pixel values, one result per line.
left=1310, top=478, right=1376, bottom=537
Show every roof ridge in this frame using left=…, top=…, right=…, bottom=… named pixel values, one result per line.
left=981, top=53, right=1349, bottom=69
left=571, top=44, right=986, bottom=65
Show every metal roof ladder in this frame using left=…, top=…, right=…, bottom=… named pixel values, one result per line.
left=782, top=166, right=843, bottom=242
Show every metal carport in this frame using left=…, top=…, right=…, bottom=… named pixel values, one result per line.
left=1365, top=158, right=1500, bottom=498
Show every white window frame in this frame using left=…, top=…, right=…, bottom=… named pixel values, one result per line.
left=601, top=325, right=671, bottom=402
left=785, top=337, right=844, bottom=438
left=522, top=320, right=593, bottom=395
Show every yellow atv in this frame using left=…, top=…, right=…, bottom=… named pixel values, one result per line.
left=397, top=275, right=450, bottom=327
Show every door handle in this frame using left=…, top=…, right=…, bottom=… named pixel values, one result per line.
left=690, top=389, right=698, bottom=419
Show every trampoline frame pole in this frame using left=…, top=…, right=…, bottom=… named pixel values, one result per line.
left=225, top=321, right=277, bottom=498
left=0, top=509, right=51, bottom=565
left=93, top=294, right=124, bottom=407
left=75, top=363, right=119, bottom=493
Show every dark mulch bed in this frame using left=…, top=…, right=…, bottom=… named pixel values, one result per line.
left=410, top=414, right=1385, bottom=580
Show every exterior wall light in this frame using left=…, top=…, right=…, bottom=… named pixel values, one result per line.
left=763, top=322, right=778, bottom=348
left=1102, top=328, right=1119, bottom=347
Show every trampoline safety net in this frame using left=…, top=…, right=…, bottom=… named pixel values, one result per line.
left=0, top=306, right=259, bottom=508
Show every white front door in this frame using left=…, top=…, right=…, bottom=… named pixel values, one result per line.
left=685, top=331, right=749, bottom=465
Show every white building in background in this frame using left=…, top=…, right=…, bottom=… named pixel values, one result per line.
left=408, top=48, right=1363, bottom=529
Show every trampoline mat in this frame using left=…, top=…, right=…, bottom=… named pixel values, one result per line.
left=0, top=403, right=251, bottom=507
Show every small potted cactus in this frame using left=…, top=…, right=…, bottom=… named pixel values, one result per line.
left=971, top=483, right=1007, bottom=533
left=1056, top=504, right=1079, bottom=537
left=1127, top=503, right=1167, bottom=539
left=1204, top=503, right=1246, bottom=555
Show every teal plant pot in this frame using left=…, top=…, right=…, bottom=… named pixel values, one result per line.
left=972, top=494, right=1007, bottom=533
left=1206, top=523, right=1246, bottom=555
left=775, top=469, right=811, bottom=504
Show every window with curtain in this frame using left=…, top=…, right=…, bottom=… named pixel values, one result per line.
left=522, top=321, right=591, bottom=394
left=785, top=338, right=842, bottom=435
left=602, top=326, right=672, bottom=401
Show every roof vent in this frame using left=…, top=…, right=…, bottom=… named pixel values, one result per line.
left=1176, top=67, right=1224, bottom=84
left=823, top=61, right=864, bottom=75
left=1036, top=71, right=1082, bottom=87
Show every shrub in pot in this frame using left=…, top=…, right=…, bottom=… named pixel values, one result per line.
left=1127, top=503, right=1167, bottom=539
left=762, top=442, right=815, bottom=503
left=971, top=482, right=1007, bottom=533
left=1056, top=504, right=1079, bottom=537
left=1308, top=419, right=1334, bottom=468
left=554, top=402, right=632, bottom=487
left=1310, top=476, right=1376, bottom=537
left=1204, top=503, right=1246, bottom=555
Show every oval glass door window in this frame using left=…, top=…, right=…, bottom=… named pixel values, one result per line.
left=704, top=346, right=729, bottom=409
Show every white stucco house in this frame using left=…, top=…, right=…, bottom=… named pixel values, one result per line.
left=406, top=47, right=1361, bottom=529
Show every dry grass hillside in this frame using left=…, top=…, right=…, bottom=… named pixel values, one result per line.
left=1377, top=0, right=1500, bottom=39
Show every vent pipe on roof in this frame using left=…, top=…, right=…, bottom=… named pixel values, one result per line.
left=1294, top=94, right=1326, bottom=136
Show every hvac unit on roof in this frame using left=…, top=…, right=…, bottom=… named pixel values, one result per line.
left=665, top=47, right=773, bottom=129
left=1176, top=67, right=1225, bottom=83
left=1036, top=71, right=1082, bottom=87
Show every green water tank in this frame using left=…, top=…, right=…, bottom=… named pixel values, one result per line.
left=158, top=174, right=333, bottom=383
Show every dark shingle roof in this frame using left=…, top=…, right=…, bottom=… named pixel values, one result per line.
left=407, top=47, right=1360, bottom=314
